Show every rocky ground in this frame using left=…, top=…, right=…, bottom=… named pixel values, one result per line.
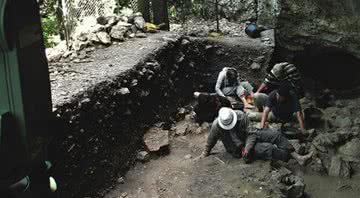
left=49, top=32, right=179, bottom=107
left=103, top=94, right=360, bottom=198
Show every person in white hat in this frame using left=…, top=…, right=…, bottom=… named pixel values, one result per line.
left=200, top=107, right=313, bottom=165
left=201, top=107, right=256, bottom=159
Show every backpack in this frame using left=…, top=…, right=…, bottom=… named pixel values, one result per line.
left=245, top=24, right=261, bottom=38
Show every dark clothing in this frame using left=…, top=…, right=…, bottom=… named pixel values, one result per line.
left=252, top=129, right=291, bottom=161
left=205, top=111, right=256, bottom=157
left=206, top=119, right=292, bottom=161
left=194, top=93, right=231, bottom=123
left=266, top=90, right=301, bottom=121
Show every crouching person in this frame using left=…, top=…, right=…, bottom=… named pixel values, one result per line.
left=200, top=107, right=313, bottom=165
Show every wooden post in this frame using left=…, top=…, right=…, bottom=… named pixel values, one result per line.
left=215, top=0, right=220, bottom=32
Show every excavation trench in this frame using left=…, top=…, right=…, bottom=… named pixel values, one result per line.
left=49, top=33, right=360, bottom=198
left=49, top=35, right=273, bottom=198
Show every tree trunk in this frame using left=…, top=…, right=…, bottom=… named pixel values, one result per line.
left=152, top=0, right=170, bottom=30
left=56, top=0, right=65, bottom=40
left=138, top=0, right=151, bottom=22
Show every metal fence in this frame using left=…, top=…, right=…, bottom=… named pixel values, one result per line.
left=61, top=0, right=117, bottom=40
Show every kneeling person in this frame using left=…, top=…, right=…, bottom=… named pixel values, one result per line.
left=201, top=107, right=255, bottom=158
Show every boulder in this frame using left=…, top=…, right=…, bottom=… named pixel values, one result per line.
left=135, top=32, right=147, bottom=38
left=331, top=116, right=352, bottom=128
left=117, top=21, right=132, bottom=27
left=338, top=138, right=360, bottom=162
left=91, top=24, right=107, bottom=33
left=136, top=151, right=150, bottom=162
left=77, top=32, right=88, bottom=42
left=328, top=156, right=351, bottom=178
left=260, top=29, right=275, bottom=47
left=143, top=127, right=169, bottom=152
left=272, top=167, right=292, bottom=181
left=110, top=24, right=128, bottom=41
left=287, top=178, right=305, bottom=198
left=96, top=16, right=108, bottom=25
left=46, top=47, right=64, bottom=62
left=312, top=131, right=355, bottom=152
left=96, top=32, right=111, bottom=45
left=134, top=16, right=146, bottom=32
left=87, top=32, right=100, bottom=43
left=72, top=40, right=89, bottom=51
left=106, top=16, right=119, bottom=26
left=118, top=87, right=130, bottom=95
left=46, top=41, right=68, bottom=62
left=250, top=62, right=261, bottom=70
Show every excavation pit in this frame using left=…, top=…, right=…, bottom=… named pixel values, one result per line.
left=49, top=33, right=273, bottom=198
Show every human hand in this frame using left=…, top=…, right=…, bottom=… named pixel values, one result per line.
left=241, top=148, right=249, bottom=158
left=250, top=92, right=254, bottom=98
left=200, top=151, right=209, bottom=159
left=244, top=103, right=254, bottom=109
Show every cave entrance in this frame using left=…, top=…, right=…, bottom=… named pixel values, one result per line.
left=294, top=47, right=360, bottom=92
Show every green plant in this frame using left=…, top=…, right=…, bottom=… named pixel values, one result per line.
left=41, top=14, right=59, bottom=48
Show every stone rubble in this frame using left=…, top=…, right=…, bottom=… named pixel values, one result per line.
left=46, top=12, right=157, bottom=63
left=136, top=151, right=150, bottom=162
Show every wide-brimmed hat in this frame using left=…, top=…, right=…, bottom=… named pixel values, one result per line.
left=218, top=107, right=237, bottom=130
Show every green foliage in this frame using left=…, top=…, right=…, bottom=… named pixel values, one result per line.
left=41, top=14, right=59, bottom=48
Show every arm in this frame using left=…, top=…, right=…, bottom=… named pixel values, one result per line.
left=256, top=82, right=267, bottom=93
left=204, top=121, right=222, bottom=156
left=215, top=71, right=226, bottom=97
left=260, top=107, right=271, bottom=128
left=238, top=85, right=254, bottom=108
left=293, top=94, right=305, bottom=130
left=296, top=111, right=305, bottom=130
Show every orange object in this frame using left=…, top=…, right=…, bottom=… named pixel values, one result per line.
left=246, top=96, right=254, bottom=105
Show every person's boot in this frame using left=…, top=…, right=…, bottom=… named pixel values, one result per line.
left=288, top=139, right=306, bottom=155
left=290, top=151, right=313, bottom=166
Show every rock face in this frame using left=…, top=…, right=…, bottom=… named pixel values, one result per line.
left=273, top=0, right=360, bottom=59
left=257, top=0, right=281, bottom=28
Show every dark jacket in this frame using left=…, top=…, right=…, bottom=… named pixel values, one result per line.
left=194, top=93, right=231, bottom=123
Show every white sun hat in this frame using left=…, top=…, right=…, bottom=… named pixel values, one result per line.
left=218, top=107, right=237, bottom=130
